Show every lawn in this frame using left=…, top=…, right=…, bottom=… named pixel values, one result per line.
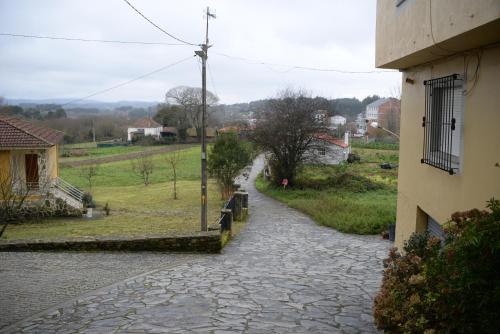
left=59, top=145, right=160, bottom=162
left=2, top=180, right=225, bottom=240
left=255, top=148, right=398, bottom=235
left=60, top=146, right=202, bottom=188
left=2, top=146, right=248, bottom=241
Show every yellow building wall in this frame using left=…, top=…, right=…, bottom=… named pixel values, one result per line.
left=0, top=150, right=11, bottom=184
left=47, top=145, right=59, bottom=179
left=376, top=0, right=500, bottom=68
left=395, top=46, right=500, bottom=248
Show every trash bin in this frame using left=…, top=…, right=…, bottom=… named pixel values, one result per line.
left=388, top=224, right=396, bottom=242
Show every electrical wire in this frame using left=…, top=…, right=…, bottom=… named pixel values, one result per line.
left=1, top=32, right=399, bottom=75
left=60, top=55, right=195, bottom=107
left=0, top=32, right=188, bottom=46
left=122, top=0, right=199, bottom=46
left=213, top=52, right=398, bottom=74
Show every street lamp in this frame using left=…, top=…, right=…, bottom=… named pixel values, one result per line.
left=369, top=121, right=400, bottom=139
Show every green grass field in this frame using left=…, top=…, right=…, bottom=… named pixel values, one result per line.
left=60, top=146, right=201, bottom=188
left=60, top=145, right=160, bottom=162
left=255, top=148, right=398, bottom=235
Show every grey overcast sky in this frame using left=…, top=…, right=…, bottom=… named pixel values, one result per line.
left=0, top=0, right=401, bottom=104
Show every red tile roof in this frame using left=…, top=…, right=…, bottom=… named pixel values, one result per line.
left=0, top=115, right=64, bottom=148
left=130, top=117, right=161, bottom=128
left=314, top=133, right=349, bottom=148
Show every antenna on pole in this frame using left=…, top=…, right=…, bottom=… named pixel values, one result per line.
left=196, top=6, right=215, bottom=232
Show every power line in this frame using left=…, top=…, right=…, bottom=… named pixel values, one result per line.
left=122, top=0, right=198, bottom=46
left=60, top=55, right=194, bottom=107
left=0, top=32, right=189, bottom=46
left=214, top=52, right=399, bottom=74
left=2, top=32, right=399, bottom=75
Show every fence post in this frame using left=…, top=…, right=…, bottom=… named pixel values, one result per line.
left=233, top=192, right=244, bottom=221
left=220, top=208, right=233, bottom=235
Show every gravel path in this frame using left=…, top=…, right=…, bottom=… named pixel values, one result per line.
left=0, top=156, right=390, bottom=333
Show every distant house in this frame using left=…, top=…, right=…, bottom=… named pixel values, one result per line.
left=355, top=98, right=401, bottom=135
left=0, top=115, right=83, bottom=209
left=127, top=117, right=162, bottom=142
left=305, top=133, right=351, bottom=165
left=329, top=115, right=347, bottom=129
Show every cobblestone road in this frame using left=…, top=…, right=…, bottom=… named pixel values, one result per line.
left=1, top=157, right=391, bottom=333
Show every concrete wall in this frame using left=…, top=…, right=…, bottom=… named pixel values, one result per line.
left=394, top=46, right=500, bottom=248
left=376, top=0, right=500, bottom=68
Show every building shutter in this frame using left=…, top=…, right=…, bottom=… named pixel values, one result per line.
left=427, top=216, right=445, bottom=241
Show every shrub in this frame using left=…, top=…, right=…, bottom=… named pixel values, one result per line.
left=374, top=199, right=500, bottom=333
left=295, top=171, right=383, bottom=192
left=347, top=152, right=361, bottom=163
left=81, top=192, right=95, bottom=208
left=208, top=133, right=252, bottom=199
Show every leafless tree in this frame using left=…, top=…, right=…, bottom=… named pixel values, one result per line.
left=165, top=146, right=184, bottom=199
left=79, top=158, right=99, bottom=191
left=131, top=152, right=154, bottom=186
left=252, top=89, right=328, bottom=186
left=165, top=86, right=219, bottom=137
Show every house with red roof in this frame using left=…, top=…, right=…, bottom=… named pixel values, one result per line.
left=0, top=115, right=83, bottom=209
left=127, top=117, right=162, bottom=142
left=305, top=133, right=351, bottom=165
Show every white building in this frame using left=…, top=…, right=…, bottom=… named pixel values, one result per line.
left=365, top=98, right=390, bottom=121
left=127, top=117, right=162, bottom=142
left=329, top=115, right=346, bottom=129
left=305, top=133, right=351, bottom=165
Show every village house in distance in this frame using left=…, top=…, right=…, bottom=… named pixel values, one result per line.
left=376, top=0, right=500, bottom=248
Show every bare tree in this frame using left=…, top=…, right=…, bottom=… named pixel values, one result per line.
left=165, top=86, right=219, bottom=137
left=165, top=146, right=184, bottom=199
left=131, top=152, right=154, bottom=186
left=252, top=89, right=327, bottom=186
left=79, top=158, right=99, bottom=192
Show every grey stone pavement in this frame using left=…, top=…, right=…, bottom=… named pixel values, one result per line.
left=0, top=157, right=391, bottom=333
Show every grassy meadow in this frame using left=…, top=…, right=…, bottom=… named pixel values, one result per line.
left=256, top=147, right=398, bottom=235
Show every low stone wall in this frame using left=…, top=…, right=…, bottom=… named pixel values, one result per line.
left=0, top=231, right=221, bottom=253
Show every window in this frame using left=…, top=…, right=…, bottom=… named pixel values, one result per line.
left=422, top=74, right=463, bottom=175
left=319, top=146, right=326, bottom=156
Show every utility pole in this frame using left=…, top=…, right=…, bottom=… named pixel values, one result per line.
left=195, top=6, right=215, bottom=232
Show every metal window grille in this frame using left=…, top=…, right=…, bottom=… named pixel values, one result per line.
left=421, top=74, right=463, bottom=175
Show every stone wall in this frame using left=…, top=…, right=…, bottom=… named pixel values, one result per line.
left=0, top=232, right=221, bottom=253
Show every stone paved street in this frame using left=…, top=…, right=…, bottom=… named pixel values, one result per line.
left=0, top=157, right=391, bottom=333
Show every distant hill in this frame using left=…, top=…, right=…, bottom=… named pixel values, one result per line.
left=5, top=98, right=160, bottom=110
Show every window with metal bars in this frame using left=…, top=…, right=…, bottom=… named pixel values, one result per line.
left=421, top=74, right=463, bottom=175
